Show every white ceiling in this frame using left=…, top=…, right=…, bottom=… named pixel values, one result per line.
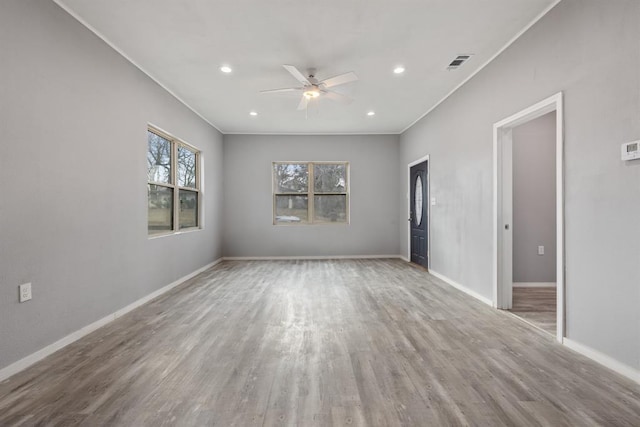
left=55, top=0, right=557, bottom=134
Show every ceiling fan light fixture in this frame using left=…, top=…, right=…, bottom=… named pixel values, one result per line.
left=303, top=89, right=320, bottom=99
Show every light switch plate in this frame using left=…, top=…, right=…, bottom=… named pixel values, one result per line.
left=19, top=283, right=32, bottom=302
left=537, top=246, right=545, bottom=255
left=431, top=197, right=436, bottom=206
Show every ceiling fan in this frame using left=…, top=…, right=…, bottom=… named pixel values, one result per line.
left=260, top=65, right=358, bottom=110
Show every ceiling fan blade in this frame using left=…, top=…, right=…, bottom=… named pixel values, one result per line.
left=260, top=87, right=302, bottom=94
left=283, top=65, right=311, bottom=86
left=297, top=95, right=308, bottom=110
left=322, top=90, right=353, bottom=105
left=319, top=71, right=358, bottom=88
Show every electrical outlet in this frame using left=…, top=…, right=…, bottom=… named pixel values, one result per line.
left=538, top=246, right=545, bottom=256
left=19, top=283, right=32, bottom=302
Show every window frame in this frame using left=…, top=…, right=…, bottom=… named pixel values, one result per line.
left=147, top=125, right=202, bottom=237
left=272, top=161, right=350, bottom=226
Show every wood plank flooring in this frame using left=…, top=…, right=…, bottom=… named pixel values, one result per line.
left=510, top=287, right=557, bottom=334
left=1, top=259, right=639, bottom=426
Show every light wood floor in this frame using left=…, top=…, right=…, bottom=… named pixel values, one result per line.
left=510, top=287, right=557, bottom=334
left=1, top=259, right=639, bottom=426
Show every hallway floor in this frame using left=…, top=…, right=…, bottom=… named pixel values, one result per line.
left=510, top=286, right=557, bottom=335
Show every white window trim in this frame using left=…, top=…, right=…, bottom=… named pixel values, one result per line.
left=147, top=125, right=202, bottom=237
left=272, top=161, right=350, bottom=226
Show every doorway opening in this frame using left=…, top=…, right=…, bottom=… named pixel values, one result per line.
left=493, top=93, right=564, bottom=342
left=408, top=156, right=429, bottom=269
left=510, top=112, right=557, bottom=335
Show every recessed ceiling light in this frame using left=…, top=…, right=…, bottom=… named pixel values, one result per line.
left=393, top=66, right=405, bottom=74
left=367, top=111, right=375, bottom=116
left=220, top=65, right=232, bottom=73
left=249, top=111, right=258, bottom=116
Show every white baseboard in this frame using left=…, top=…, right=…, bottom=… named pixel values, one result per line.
left=429, top=270, right=493, bottom=306
left=513, top=282, right=557, bottom=288
left=563, top=338, right=640, bottom=384
left=222, top=255, right=403, bottom=261
left=0, top=258, right=223, bottom=383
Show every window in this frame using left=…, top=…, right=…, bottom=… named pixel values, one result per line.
left=147, top=127, right=200, bottom=235
left=273, top=162, right=349, bottom=225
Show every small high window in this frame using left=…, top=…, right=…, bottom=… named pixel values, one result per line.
left=147, top=127, right=200, bottom=235
left=273, top=162, right=349, bottom=225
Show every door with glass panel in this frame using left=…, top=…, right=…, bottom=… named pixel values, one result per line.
left=410, top=161, right=428, bottom=268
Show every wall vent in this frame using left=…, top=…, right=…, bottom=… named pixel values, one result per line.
left=447, top=54, right=473, bottom=70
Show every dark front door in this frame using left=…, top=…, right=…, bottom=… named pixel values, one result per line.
left=410, top=161, right=428, bottom=268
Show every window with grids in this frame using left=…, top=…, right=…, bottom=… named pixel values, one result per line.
left=273, top=162, right=349, bottom=225
left=147, top=127, right=200, bottom=235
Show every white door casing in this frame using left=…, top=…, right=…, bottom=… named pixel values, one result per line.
left=493, top=92, right=564, bottom=342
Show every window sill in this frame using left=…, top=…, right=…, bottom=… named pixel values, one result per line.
left=148, top=227, right=202, bottom=239
left=273, top=222, right=350, bottom=227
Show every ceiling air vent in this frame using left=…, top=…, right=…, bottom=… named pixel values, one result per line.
left=447, top=54, right=473, bottom=70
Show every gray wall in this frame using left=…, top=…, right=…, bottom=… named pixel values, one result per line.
left=512, top=112, right=556, bottom=283
left=0, top=0, right=224, bottom=371
left=400, top=0, right=640, bottom=369
left=223, top=135, right=400, bottom=257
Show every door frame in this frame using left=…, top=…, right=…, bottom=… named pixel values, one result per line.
left=407, top=155, right=430, bottom=269
left=493, top=92, right=564, bottom=342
